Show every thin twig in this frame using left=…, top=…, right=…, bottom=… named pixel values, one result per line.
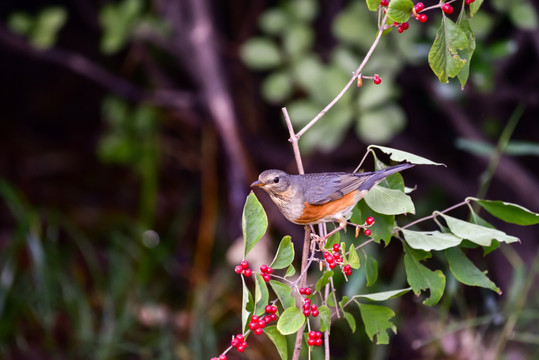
left=282, top=107, right=305, bottom=175
left=396, top=199, right=470, bottom=231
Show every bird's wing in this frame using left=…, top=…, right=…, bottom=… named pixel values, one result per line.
left=303, top=173, right=372, bottom=205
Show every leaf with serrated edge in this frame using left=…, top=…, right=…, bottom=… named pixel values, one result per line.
left=403, top=244, right=445, bottom=306
left=264, top=325, right=288, bottom=360
left=446, top=247, right=500, bottom=294
left=439, top=213, right=520, bottom=246
left=355, top=287, right=412, bottom=301
left=365, top=186, right=415, bottom=215
left=358, top=303, right=397, bottom=344
left=368, top=145, right=444, bottom=166
left=270, top=236, right=295, bottom=269
left=277, top=307, right=305, bottom=335
left=242, top=192, right=268, bottom=256
left=402, top=229, right=463, bottom=251
left=269, top=280, right=295, bottom=309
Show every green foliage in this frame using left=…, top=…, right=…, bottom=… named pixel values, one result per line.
left=358, top=303, right=396, bottom=344
left=242, top=192, right=268, bottom=256
left=446, top=247, right=501, bottom=294
left=8, top=7, right=67, bottom=49
left=99, top=0, right=143, bottom=54
left=387, top=0, right=414, bottom=24
left=264, top=326, right=288, bottom=360
left=277, top=307, right=305, bottom=335
left=270, top=236, right=295, bottom=269
left=403, top=244, right=446, bottom=305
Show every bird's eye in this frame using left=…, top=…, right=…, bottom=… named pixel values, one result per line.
left=273, top=177, right=280, bottom=184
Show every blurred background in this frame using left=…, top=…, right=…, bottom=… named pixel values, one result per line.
left=0, top=0, right=538, bottom=359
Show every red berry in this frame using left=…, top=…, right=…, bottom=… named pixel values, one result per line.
left=304, top=298, right=311, bottom=304
left=315, top=338, right=323, bottom=346
left=366, top=216, right=375, bottom=225
left=254, top=327, right=263, bottom=335
left=414, top=2, right=424, bottom=12
left=442, top=3, right=453, bottom=15
left=303, top=303, right=311, bottom=310
left=343, top=264, right=351, bottom=272
left=270, top=313, right=277, bottom=321
left=234, top=265, right=243, bottom=274
left=258, top=320, right=266, bottom=328
left=364, top=228, right=372, bottom=236
left=237, top=345, right=245, bottom=352
left=329, top=262, right=337, bottom=269
left=311, top=304, right=317, bottom=311
left=265, top=305, right=272, bottom=313
left=323, top=251, right=331, bottom=258
left=402, top=22, right=409, bottom=30
left=346, top=270, right=353, bottom=276
left=260, top=264, right=268, bottom=273
left=211, top=357, right=218, bottom=360
left=326, top=255, right=335, bottom=263
left=243, top=268, right=252, bottom=277
left=308, top=339, right=316, bottom=346
left=332, top=244, right=340, bottom=252
left=251, top=315, right=259, bottom=322
left=316, top=331, right=322, bottom=338
left=299, top=288, right=305, bottom=295
left=312, top=309, right=319, bottom=317
left=304, top=288, right=312, bottom=295
left=249, top=322, right=258, bottom=330
left=398, top=27, right=404, bottom=33
left=373, top=75, right=381, bottom=85
left=303, top=309, right=311, bottom=316
left=380, top=0, right=389, bottom=6
left=236, top=334, right=244, bottom=342
left=219, top=355, right=227, bottom=360
left=465, top=0, right=474, bottom=4
left=417, top=14, right=427, bottom=23
left=231, top=338, right=239, bottom=347
left=262, top=274, right=271, bottom=282
left=240, top=260, right=249, bottom=269
left=309, top=331, right=316, bottom=338
left=266, top=267, right=273, bottom=275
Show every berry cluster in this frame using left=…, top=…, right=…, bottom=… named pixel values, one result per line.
left=442, top=3, right=454, bottom=15
left=230, top=334, right=248, bottom=353
left=343, top=264, right=352, bottom=277
left=307, top=331, right=323, bottom=347
left=260, top=264, right=273, bottom=282
left=413, top=3, right=427, bottom=23
left=323, top=248, right=342, bottom=269
left=302, top=298, right=319, bottom=317
left=210, top=355, right=227, bottom=360
left=235, top=260, right=252, bottom=277
left=364, top=216, right=375, bottom=237
left=396, top=21, right=409, bottom=33
left=299, top=287, right=312, bottom=296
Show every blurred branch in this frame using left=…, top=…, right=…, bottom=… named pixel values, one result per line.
left=0, top=24, right=197, bottom=112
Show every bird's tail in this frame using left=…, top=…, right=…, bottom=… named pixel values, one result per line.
left=359, top=163, right=414, bottom=191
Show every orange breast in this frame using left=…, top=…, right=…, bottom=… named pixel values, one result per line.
left=295, top=190, right=360, bottom=224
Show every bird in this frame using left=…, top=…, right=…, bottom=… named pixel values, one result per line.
left=251, top=163, right=414, bottom=229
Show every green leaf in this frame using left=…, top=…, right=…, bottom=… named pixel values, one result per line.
left=352, top=200, right=395, bottom=244
left=264, top=325, right=288, bottom=360
left=457, top=17, right=476, bottom=89
left=277, top=307, right=305, bottom=335
left=316, top=271, right=334, bottom=292
left=242, top=276, right=254, bottom=333
left=287, top=0, right=319, bottom=21
left=363, top=250, right=378, bottom=286
left=509, top=2, right=538, bottom=30
left=240, top=37, right=282, bottom=70
left=259, top=9, right=289, bottom=35
left=343, top=311, right=357, bottom=333
left=355, top=287, right=412, bottom=301
left=283, top=23, right=314, bottom=58
left=387, top=0, right=414, bottom=24
left=445, top=247, right=501, bottom=294
left=255, top=273, right=269, bottom=316
left=356, top=103, right=406, bottom=144
left=438, top=213, right=520, bottom=246
left=318, top=305, right=332, bottom=332
left=7, top=13, right=33, bottom=36
left=428, top=17, right=470, bottom=83
left=332, top=1, right=378, bottom=50
left=285, top=264, right=296, bottom=277
left=401, top=229, right=463, bottom=251
left=364, top=186, right=415, bottom=215
left=261, top=71, right=293, bottom=104
left=242, top=192, right=268, bottom=256
left=368, top=145, right=444, bottom=166
left=403, top=244, right=446, bottom=306
left=471, top=198, right=539, bottom=226
left=269, top=280, right=296, bottom=309
left=270, top=236, right=295, bottom=269
left=358, top=303, right=397, bottom=344
left=32, top=7, right=67, bottom=49
left=347, top=244, right=360, bottom=269
left=469, top=0, right=484, bottom=17
left=366, top=0, right=381, bottom=12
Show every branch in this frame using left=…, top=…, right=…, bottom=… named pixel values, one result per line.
left=0, top=24, right=196, bottom=111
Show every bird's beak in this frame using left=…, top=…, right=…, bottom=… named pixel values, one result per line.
left=250, top=180, right=264, bottom=188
